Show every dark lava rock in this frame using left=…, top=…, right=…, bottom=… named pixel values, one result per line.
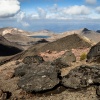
left=52, top=51, right=76, bottom=69
left=14, top=63, right=32, bottom=77
left=96, top=30, right=100, bottom=33
left=36, top=39, right=48, bottom=43
left=82, top=28, right=90, bottom=33
left=87, top=42, right=100, bottom=63
left=16, top=62, right=60, bottom=92
left=62, top=65, right=100, bottom=89
left=22, top=55, right=44, bottom=65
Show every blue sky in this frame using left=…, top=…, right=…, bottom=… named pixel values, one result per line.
left=0, top=0, right=100, bottom=32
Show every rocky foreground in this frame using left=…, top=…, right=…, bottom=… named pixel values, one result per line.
left=0, top=44, right=100, bottom=100
left=0, top=28, right=100, bottom=100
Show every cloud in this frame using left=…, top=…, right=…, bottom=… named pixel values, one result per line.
left=30, top=12, right=39, bottom=19
left=85, top=0, right=97, bottom=4
left=62, top=5, right=90, bottom=15
left=46, top=5, right=91, bottom=20
left=0, top=0, right=20, bottom=18
left=49, top=4, right=59, bottom=13
left=15, top=11, right=30, bottom=27
left=96, top=7, right=100, bottom=13
left=37, top=7, right=47, bottom=19
left=21, top=21, right=30, bottom=27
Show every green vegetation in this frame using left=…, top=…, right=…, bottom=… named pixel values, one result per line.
left=80, top=53, right=87, bottom=61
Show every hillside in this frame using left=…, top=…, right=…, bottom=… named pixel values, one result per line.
left=0, top=27, right=30, bottom=36
left=49, top=28, right=100, bottom=43
left=0, top=27, right=41, bottom=50
left=38, top=34, right=92, bottom=52
left=16, top=34, right=92, bottom=59
left=29, top=29, right=56, bottom=36
left=0, top=36, right=23, bottom=56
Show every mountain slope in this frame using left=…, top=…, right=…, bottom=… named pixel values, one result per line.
left=50, top=28, right=100, bottom=43
left=0, top=36, right=23, bottom=56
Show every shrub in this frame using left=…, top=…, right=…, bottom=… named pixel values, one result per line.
left=80, top=53, right=87, bottom=61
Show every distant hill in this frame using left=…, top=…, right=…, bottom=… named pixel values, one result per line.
left=0, top=27, right=31, bottom=36
left=0, top=36, right=23, bottom=56
left=0, top=27, right=40, bottom=50
left=29, top=29, right=55, bottom=36
left=49, top=28, right=100, bottom=43
left=0, top=33, right=93, bottom=63
left=38, top=34, right=92, bottom=52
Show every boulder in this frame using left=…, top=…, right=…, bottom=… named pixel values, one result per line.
left=62, top=65, right=100, bottom=89
left=22, top=55, right=44, bottom=65
left=87, top=42, right=100, bottom=63
left=14, top=63, right=29, bottom=77
left=52, top=51, right=76, bottom=69
left=15, top=62, right=60, bottom=92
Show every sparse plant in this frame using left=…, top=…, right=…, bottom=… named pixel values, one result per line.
left=80, top=53, right=87, bottom=61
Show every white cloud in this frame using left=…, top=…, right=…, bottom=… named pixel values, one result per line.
left=62, top=5, right=90, bottom=15
left=17, top=11, right=25, bottom=21
left=0, top=0, right=20, bottom=18
left=37, top=7, right=47, bottom=19
left=30, top=13, right=39, bottom=19
left=15, top=11, right=30, bottom=27
left=86, top=0, right=97, bottom=4
left=49, top=4, right=59, bottom=13
left=96, top=7, right=100, bottom=13
left=21, top=21, right=30, bottom=27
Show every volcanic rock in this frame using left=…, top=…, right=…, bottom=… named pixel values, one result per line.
left=22, top=55, right=44, bottom=65
left=82, top=28, right=90, bottom=33
left=87, top=42, right=100, bottom=63
left=62, top=65, right=100, bottom=89
left=52, top=51, right=76, bottom=69
left=96, top=30, right=100, bottom=33
left=15, top=62, right=60, bottom=92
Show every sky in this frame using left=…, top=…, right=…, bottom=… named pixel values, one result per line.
left=0, top=0, right=100, bottom=32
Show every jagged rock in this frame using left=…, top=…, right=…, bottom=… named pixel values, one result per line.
left=96, top=30, right=100, bottom=33
left=22, top=55, right=44, bottom=65
left=15, top=62, right=60, bottom=92
left=14, top=63, right=37, bottom=77
left=62, top=65, right=100, bottom=89
left=82, top=28, right=90, bottom=33
left=52, top=51, right=76, bottom=69
left=87, top=42, right=100, bottom=63
left=37, top=39, right=48, bottom=43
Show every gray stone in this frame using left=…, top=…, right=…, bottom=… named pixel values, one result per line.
left=62, top=65, right=100, bottom=89
left=87, top=42, right=100, bottom=63
left=52, top=51, right=76, bottom=69
left=14, top=63, right=35, bottom=77
left=16, top=62, right=60, bottom=92
left=22, top=55, right=44, bottom=65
